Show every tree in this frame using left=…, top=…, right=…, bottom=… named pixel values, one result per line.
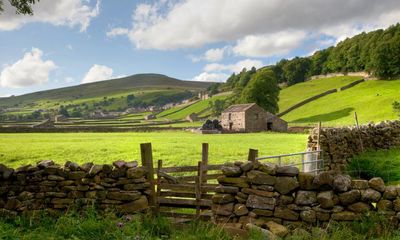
left=209, top=99, right=226, bottom=116
left=238, top=69, right=280, bottom=114
left=58, top=106, right=70, bottom=117
left=0, top=0, right=39, bottom=15
left=282, top=57, right=311, bottom=85
left=207, top=83, right=221, bottom=95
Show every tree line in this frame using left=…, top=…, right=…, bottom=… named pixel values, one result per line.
left=272, top=23, right=400, bottom=85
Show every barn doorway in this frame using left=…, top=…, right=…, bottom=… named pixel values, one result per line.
left=267, top=122, right=273, bottom=130
left=229, top=122, right=233, bottom=130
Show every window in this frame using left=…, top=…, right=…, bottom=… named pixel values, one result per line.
left=228, top=113, right=232, bottom=120
left=255, top=113, right=259, bottom=119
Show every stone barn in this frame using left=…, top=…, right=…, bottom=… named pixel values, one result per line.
left=221, top=103, right=287, bottom=132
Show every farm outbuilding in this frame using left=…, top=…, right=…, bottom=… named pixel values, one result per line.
left=221, top=103, right=287, bottom=132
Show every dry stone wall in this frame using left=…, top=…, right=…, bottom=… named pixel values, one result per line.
left=0, top=160, right=150, bottom=216
left=213, top=161, right=400, bottom=238
left=308, top=120, right=400, bottom=171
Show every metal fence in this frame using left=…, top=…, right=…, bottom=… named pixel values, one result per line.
left=255, top=150, right=324, bottom=174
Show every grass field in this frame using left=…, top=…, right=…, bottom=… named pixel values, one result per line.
left=0, top=132, right=307, bottom=168
left=278, top=76, right=363, bottom=112
left=158, top=93, right=230, bottom=120
left=282, top=79, right=400, bottom=126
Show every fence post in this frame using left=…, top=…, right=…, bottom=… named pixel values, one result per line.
left=248, top=149, right=259, bottom=162
left=140, top=143, right=156, bottom=214
left=196, top=161, right=203, bottom=218
left=201, top=143, right=209, bottom=185
left=354, top=112, right=364, bottom=152
left=155, top=159, right=162, bottom=214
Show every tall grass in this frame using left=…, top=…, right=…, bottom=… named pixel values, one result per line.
left=346, top=148, right=400, bottom=183
left=0, top=209, right=231, bottom=240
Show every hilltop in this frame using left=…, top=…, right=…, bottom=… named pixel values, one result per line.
left=0, top=74, right=211, bottom=107
left=0, top=74, right=213, bottom=120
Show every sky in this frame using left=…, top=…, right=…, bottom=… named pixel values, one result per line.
left=0, top=0, right=400, bottom=97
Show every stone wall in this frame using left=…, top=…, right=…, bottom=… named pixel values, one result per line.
left=0, top=160, right=150, bottom=216
left=307, top=120, right=400, bottom=171
left=212, top=161, right=400, bottom=238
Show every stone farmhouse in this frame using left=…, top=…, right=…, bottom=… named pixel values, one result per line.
left=221, top=103, right=287, bottom=132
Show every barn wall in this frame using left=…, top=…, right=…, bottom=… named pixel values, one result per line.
left=221, top=112, right=246, bottom=132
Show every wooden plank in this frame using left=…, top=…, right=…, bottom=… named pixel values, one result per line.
left=175, top=173, right=221, bottom=182
left=160, top=191, right=213, bottom=199
left=202, top=143, right=209, bottom=184
left=158, top=197, right=212, bottom=207
left=196, top=161, right=203, bottom=217
left=160, top=183, right=195, bottom=191
left=155, top=159, right=162, bottom=214
left=206, top=164, right=224, bottom=171
left=155, top=164, right=223, bottom=173
left=157, top=166, right=198, bottom=173
left=140, top=143, right=156, bottom=212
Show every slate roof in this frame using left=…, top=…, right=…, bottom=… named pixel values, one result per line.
left=222, top=103, right=257, bottom=113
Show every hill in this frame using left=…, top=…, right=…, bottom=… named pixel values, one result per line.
left=0, top=74, right=214, bottom=120
left=0, top=74, right=212, bottom=108
left=280, top=78, right=399, bottom=126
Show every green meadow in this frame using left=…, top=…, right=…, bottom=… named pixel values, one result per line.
left=0, top=132, right=307, bottom=168
left=278, top=76, right=363, bottom=112
left=283, top=79, right=400, bottom=126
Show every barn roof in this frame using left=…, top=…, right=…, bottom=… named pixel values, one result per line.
left=222, top=103, right=257, bottom=113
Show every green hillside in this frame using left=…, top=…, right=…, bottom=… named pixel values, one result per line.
left=0, top=74, right=213, bottom=119
left=282, top=79, right=399, bottom=126
left=157, top=93, right=230, bottom=120
left=279, top=76, right=363, bottom=112
left=0, top=74, right=211, bottom=107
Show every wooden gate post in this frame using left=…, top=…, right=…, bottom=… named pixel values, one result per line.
left=195, top=161, right=203, bottom=218
left=141, top=143, right=156, bottom=213
left=201, top=143, right=209, bottom=184
left=248, top=148, right=259, bottom=162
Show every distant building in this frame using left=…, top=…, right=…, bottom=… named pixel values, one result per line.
left=198, top=92, right=209, bottom=100
left=221, top=103, right=287, bottom=132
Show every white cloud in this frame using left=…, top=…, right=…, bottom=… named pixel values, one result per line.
left=81, top=64, right=115, bottom=84
left=233, top=31, right=307, bottom=58
left=0, top=0, right=100, bottom=32
left=192, top=72, right=229, bottom=82
left=204, top=48, right=226, bottom=62
left=0, top=48, right=57, bottom=88
left=204, top=59, right=264, bottom=73
left=66, top=44, right=73, bottom=50
left=106, top=27, right=129, bottom=38
left=120, top=0, right=400, bottom=52
left=190, top=47, right=229, bottom=62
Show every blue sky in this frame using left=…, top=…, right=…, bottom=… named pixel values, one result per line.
left=1, top=0, right=400, bottom=97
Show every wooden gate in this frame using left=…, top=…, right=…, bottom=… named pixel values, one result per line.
left=140, top=143, right=223, bottom=221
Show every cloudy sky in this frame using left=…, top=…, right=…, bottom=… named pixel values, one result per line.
left=0, top=0, right=400, bottom=97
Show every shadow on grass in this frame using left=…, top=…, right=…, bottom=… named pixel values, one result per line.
left=291, top=107, right=354, bottom=123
